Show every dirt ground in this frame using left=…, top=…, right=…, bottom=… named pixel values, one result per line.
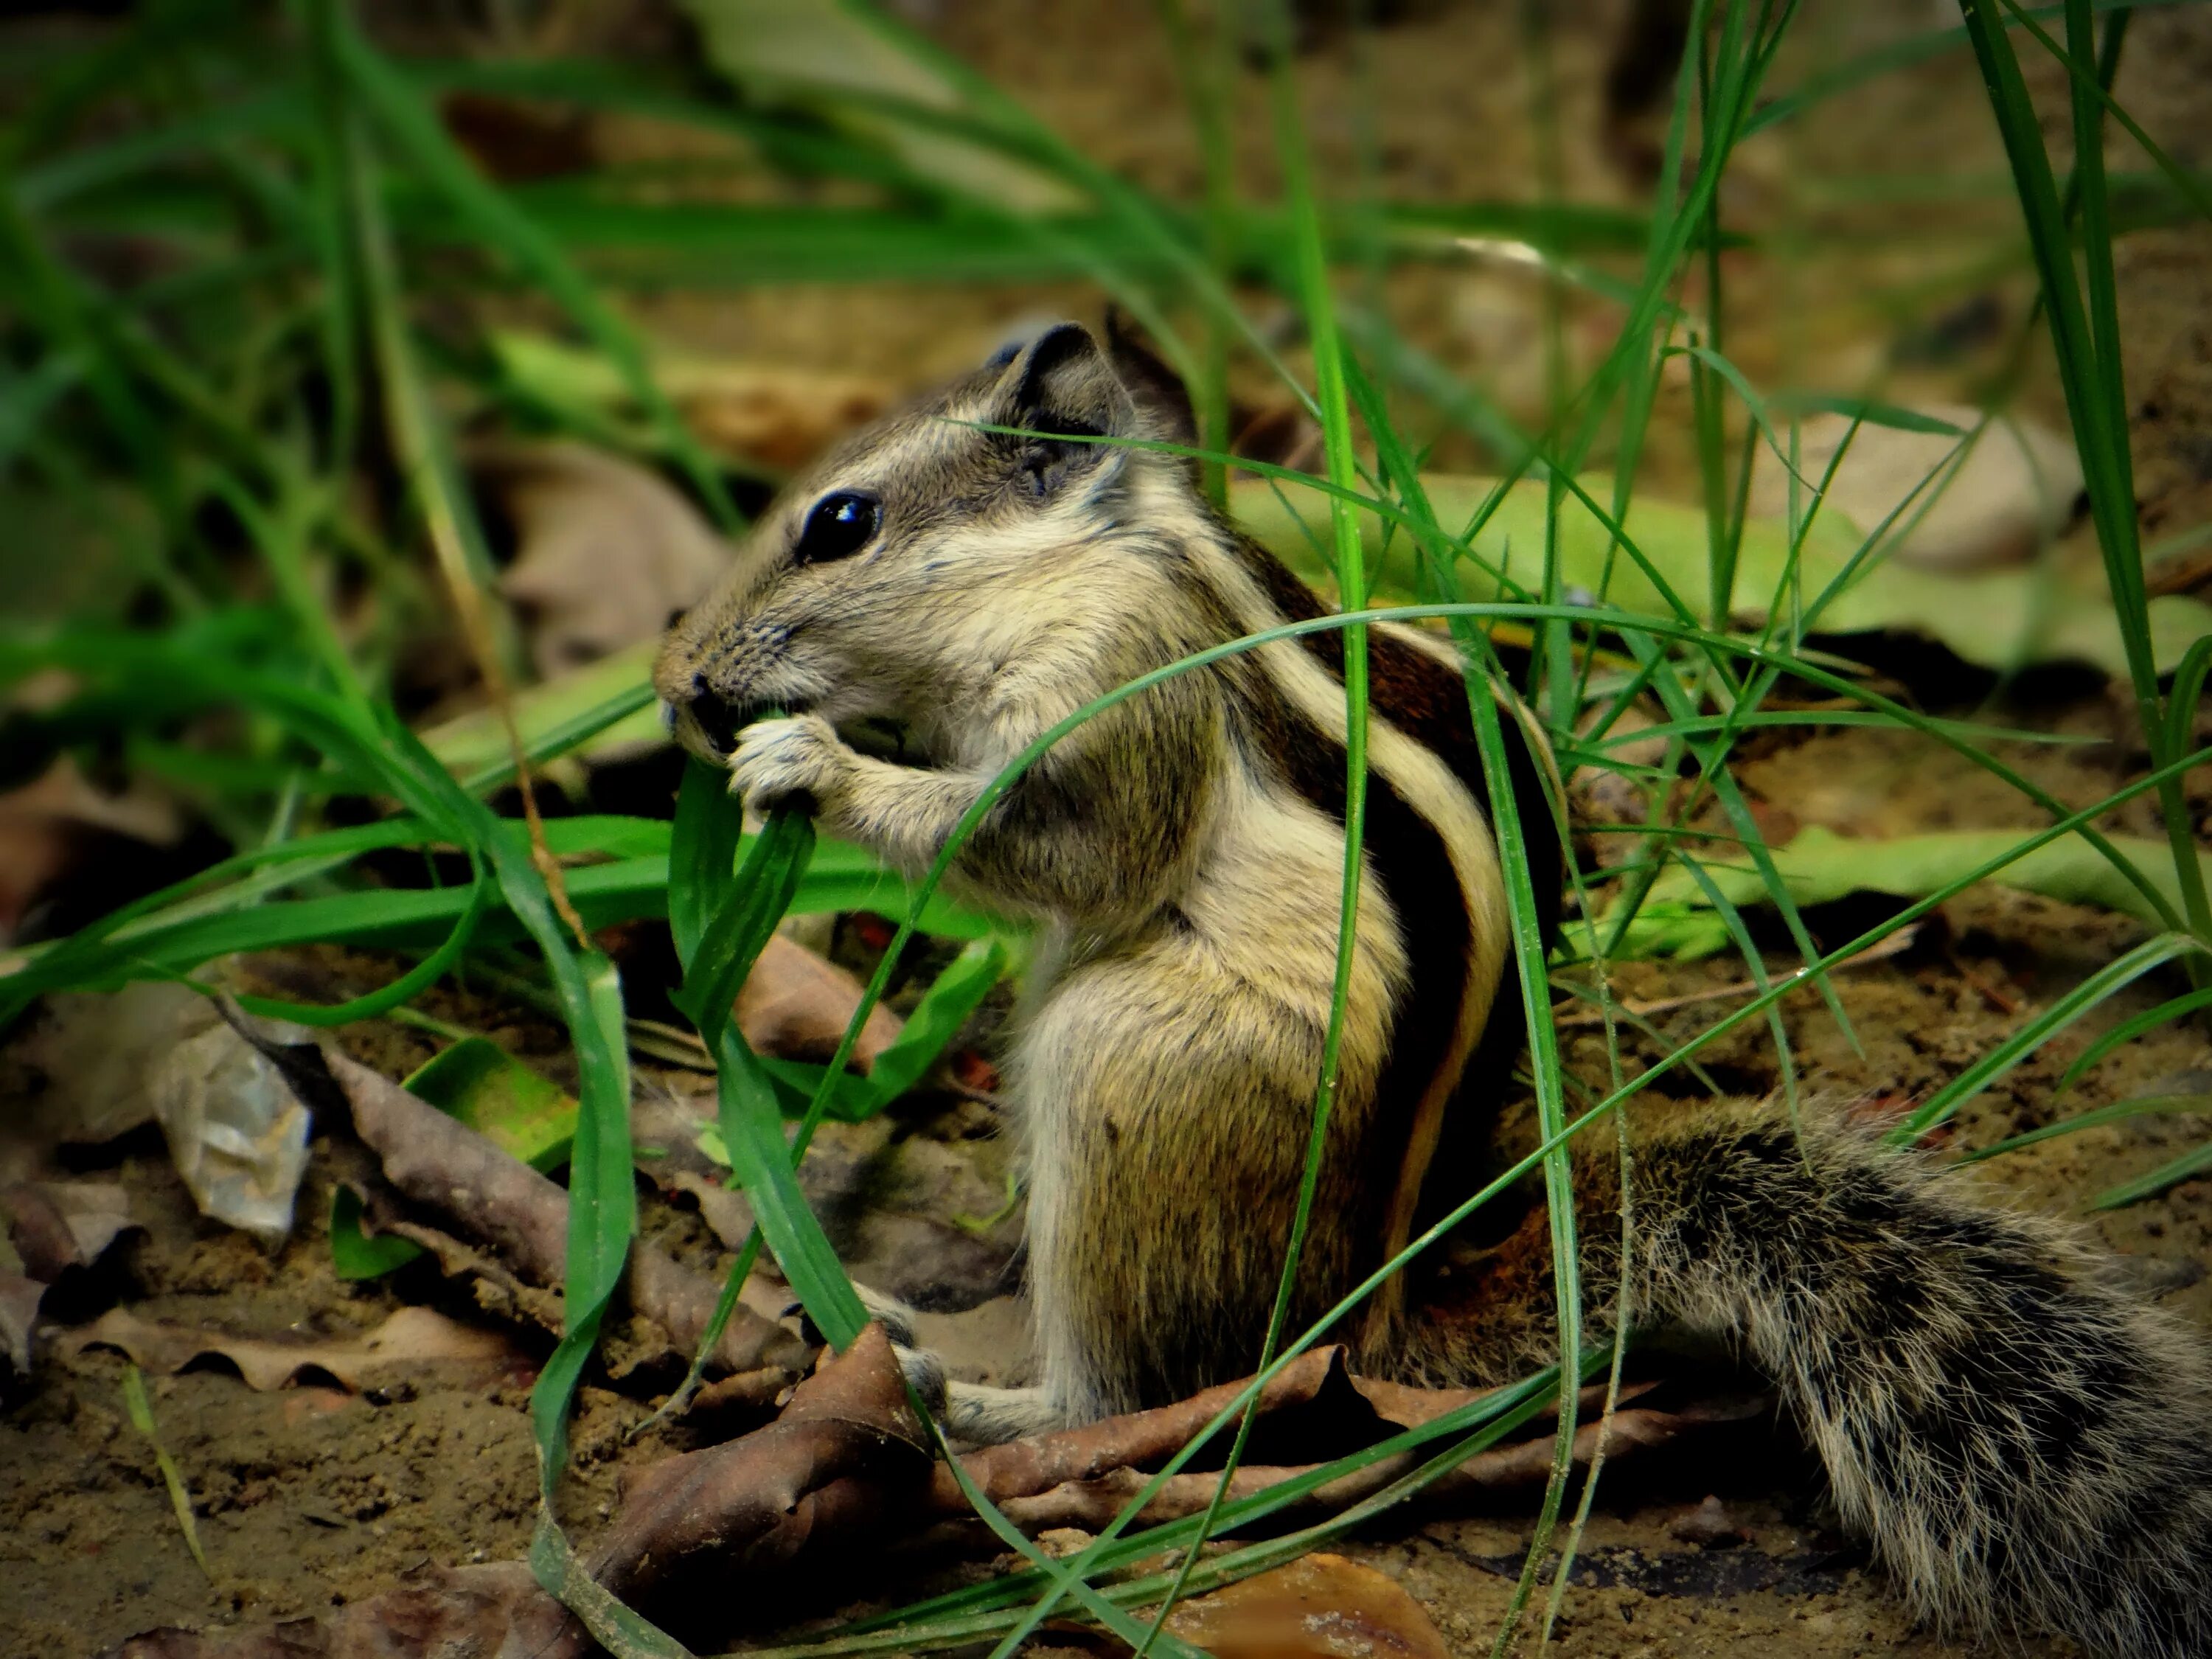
left=4, top=2, right=2212, bottom=1657
left=15, top=742, right=2212, bottom=1659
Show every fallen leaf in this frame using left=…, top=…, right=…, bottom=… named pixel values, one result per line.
left=1573, top=825, right=2212, bottom=960
left=1, top=1180, right=134, bottom=1279
left=0, top=757, right=184, bottom=943
left=675, top=0, right=1082, bottom=214
left=737, top=932, right=905, bottom=1072
left=490, top=332, right=896, bottom=471
left=285, top=1041, right=807, bottom=1382
left=403, top=1037, right=577, bottom=1169
left=63, top=1305, right=530, bottom=1393
left=326, top=1038, right=577, bottom=1281
left=11, top=984, right=228, bottom=1164
left=104, top=1333, right=1745, bottom=1655
left=593, top=1324, right=933, bottom=1610
left=478, top=439, right=734, bottom=678
left=414, top=634, right=666, bottom=782
left=1748, top=404, right=2083, bottom=572
left=1164, top=1553, right=1449, bottom=1659
left=0, top=1180, right=139, bottom=1379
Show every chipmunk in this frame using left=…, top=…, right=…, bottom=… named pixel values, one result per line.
left=654, top=319, right=2212, bottom=1657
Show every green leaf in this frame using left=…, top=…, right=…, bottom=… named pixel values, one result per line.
left=418, top=643, right=661, bottom=789
left=677, top=809, right=818, bottom=1036
left=672, top=794, right=868, bottom=1344
left=1576, top=825, right=2211, bottom=961
left=406, top=1038, right=578, bottom=1169
left=328, top=1186, right=423, bottom=1281
left=1233, top=472, right=2212, bottom=678
left=329, top=1040, right=577, bottom=1280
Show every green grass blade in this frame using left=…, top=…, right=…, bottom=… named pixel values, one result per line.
left=1961, top=1091, right=2212, bottom=1165
left=2059, top=986, right=2212, bottom=1091
left=325, top=14, right=738, bottom=533
left=1116, top=16, right=1381, bottom=1650
left=1960, top=0, right=2211, bottom=947
left=861, top=937, right=1006, bottom=1104
left=2095, top=1135, right=2212, bottom=1211
left=1896, top=932, right=2208, bottom=1142
left=675, top=799, right=868, bottom=1343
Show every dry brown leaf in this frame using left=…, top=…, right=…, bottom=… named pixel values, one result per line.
left=7, top=983, right=220, bottom=1163
left=0, top=757, right=184, bottom=943
left=105, top=1328, right=1747, bottom=1655
left=737, top=932, right=905, bottom=1071
left=0, top=1180, right=138, bottom=1379
left=61, top=1305, right=531, bottom=1394
left=1164, top=1552, right=1449, bottom=1659
left=676, top=364, right=894, bottom=470
left=0, top=1272, right=47, bottom=1377
left=278, top=1040, right=808, bottom=1384
left=1, top=1180, right=134, bottom=1279
left=476, top=439, right=734, bottom=678
left=594, top=1323, right=933, bottom=1610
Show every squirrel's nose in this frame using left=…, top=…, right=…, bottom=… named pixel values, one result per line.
left=684, top=675, right=744, bottom=757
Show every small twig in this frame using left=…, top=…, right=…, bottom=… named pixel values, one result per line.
left=1554, top=925, right=1920, bottom=1029
left=254, top=1035, right=808, bottom=1385
left=1944, top=942, right=2022, bottom=1015
left=341, top=97, right=589, bottom=953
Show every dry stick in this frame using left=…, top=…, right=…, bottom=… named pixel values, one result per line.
left=350, top=142, right=589, bottom=952
left=964, top=1402, right=1697, bottom=1539
left=1552, top=924, right=1920, bottom=1029
left=307, top=1043, right=807, bottom=1383
left=453, top=578, right=590, bottom=952
left=104, top=1329, right=1743, bottom=1658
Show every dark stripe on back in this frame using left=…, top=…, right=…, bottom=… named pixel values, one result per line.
left=1212, top=532, right=1563, bottom=1225
left=1221, top=546, right=1566, bottom=1221
left=1223, top=533, right=1561, bottom=936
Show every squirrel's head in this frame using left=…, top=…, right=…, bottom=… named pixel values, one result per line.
left=654, top=318, right=1197, bottom=762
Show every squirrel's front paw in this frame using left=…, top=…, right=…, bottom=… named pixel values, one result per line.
left=729, top=714, right=853, bottom=818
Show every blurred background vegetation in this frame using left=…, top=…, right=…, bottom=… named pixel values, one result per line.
left=3, top=1, right=2211, bottom=1655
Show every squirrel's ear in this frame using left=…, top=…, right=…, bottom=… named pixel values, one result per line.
left=1004, top=322, right=1133, bottom=437
left=991, top=322, right=1133, bottom=493
left=1103, top=309, right=1198, bottom=452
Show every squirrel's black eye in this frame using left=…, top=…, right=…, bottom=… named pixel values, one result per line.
left=792, top=491, right=880, bottom=565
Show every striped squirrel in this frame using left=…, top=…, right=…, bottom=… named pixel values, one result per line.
left=654, top=320, right=2212, bottom=1656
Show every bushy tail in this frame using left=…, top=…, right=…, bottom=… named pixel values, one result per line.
left=1617, top=1105, right=2212, bottom=1658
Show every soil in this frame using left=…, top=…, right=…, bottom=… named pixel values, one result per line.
left=4, top=3, right=2212, bottom=1658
